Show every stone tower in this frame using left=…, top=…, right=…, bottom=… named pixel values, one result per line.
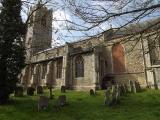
left=25, top=2, right=52, bottom=60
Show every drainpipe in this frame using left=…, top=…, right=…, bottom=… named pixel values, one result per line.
left=152, top=68, right=158, bottom=89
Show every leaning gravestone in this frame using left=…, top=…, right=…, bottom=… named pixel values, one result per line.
left=58, top=95, right=67, bottom=106
left=61, top=86, right=66, bottom=93
left=38, top=95, right=49, bottom=111
left=90, top=89, right=96, bottom=96
left=37, top=86, right=43, bottom=94
left=27, top=87, right=35, bottom=96
left=15, top=86, right=24, bottom=97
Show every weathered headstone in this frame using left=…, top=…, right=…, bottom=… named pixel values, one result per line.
left=111, top=85, right=120, bottom=105
left=130, top=81, right=136, bottom=93
left=61, top=86, right=66, bottom=93
left=122, top=84, right=127, bottom=94
left=15, top=86, right=24, bottom=97
left=90, top=89, right=96, bottom=96
left=120, top=84, right=126, bottom=95
left=135, top=81, right=141, bottom=92
left=37, top=86, right=43, bottom=94
left=119, top=85, right=124, bottom=96
left=104, top=87, right=112, bottom=106
left=27, top=87, right=35, bottom=96
left=133, top=82, right=137, bottom=93
left=38, top=95, right=49, bottom=111
left=129, top=81, right=134, bottom=92
left=58, top=95, right=67, bottom=106
left=124, top=84, right=128, bottom=93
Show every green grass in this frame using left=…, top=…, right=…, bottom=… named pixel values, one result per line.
left=0, top=89, right=160, bottom=120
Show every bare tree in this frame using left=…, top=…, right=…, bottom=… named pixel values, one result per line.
left=21, top=0, right=160, bottom=49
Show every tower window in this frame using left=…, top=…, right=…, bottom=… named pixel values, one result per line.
left=75, top=55, right=84, bottom=78
left=41, top=15, right=47, bottom=27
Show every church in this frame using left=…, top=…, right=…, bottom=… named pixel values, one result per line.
left=21, top=3, right=160, bottom=90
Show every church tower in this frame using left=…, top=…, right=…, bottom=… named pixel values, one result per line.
left=25, top=1, right=52, bottom=60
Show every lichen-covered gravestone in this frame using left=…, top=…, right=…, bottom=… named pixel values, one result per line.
left=38, top=95, right=49, bottom=111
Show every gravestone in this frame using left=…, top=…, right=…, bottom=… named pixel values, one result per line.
left=37, top=86, right=43, bottom=94
left=130, top=81, right=134, bottom=93
left=135, top=81, right=141, bottom=92
left=124, top=84, right=128, bottom=93
left=120, top=84, right=126, bottom=95
left=58, top=95, right=67, bottom=106
left=122, top=84, right=127, bottom=94
left=133, top=82, right=137, bottom=93
left=38, top=95, right=49, bottom=111
left=90, top=89, right=96, bottom=96
left=104, top=87, right=112, bottom=106
left=111, top=85, right=120, bottom=105
left=61, top=86, right=66, bottom=93
left=119, top=85, right=124, bottom=96
left=15, top=86, right=24, bottom=97
left=130, top=81, right=136, bottom=93
left=27, top=87, right=35, bottom=96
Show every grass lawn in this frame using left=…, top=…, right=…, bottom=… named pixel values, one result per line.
left=0, top=89, right=160, bottom=120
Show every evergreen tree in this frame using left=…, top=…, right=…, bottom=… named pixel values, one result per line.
left=0, top=0, right=25, bottom=104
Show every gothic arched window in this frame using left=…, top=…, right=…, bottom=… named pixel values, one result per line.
left=112, top=43, right=126, bottom=73
left=56, top=58, right=63, bottom=78
left=34, top=65, right=41, bottom=86
left=75, top=55, right=84, bottom=77
left=42, top=63, right=47, bottom=79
